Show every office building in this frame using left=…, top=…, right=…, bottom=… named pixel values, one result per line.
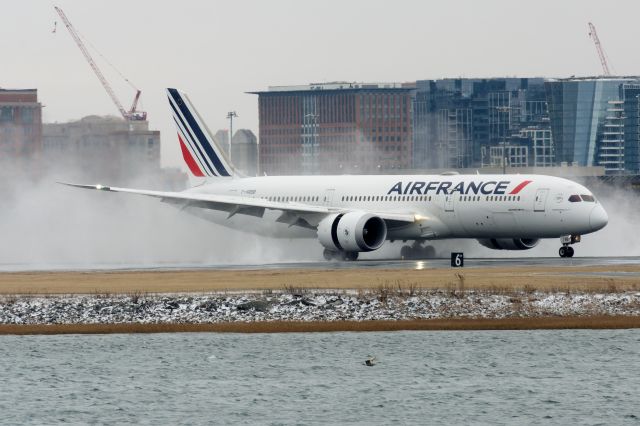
left=251, top=82, right=414, bottom=175
left=545, top=77, right=640, bottom=175
left=43, top=115, right=162, bottom=184
left=622, top=83, right=640, bottom=174
left=0, top=88, right=42, bottom=174
left=413, top=78, right=549, bottom=170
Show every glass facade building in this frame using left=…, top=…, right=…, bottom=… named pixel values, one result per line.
left=623, top=84, right=640, bottom=174
left=545, top=78, right=640, bottom=173
left=413, top=78, right=548, bottom=170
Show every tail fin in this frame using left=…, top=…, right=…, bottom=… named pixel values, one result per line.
left=167, top=88, right=236, bottom=178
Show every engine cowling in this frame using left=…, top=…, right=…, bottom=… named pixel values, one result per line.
left=317, top=212, right=387, bottom=252
left=477, top=238, right=540, bottom=250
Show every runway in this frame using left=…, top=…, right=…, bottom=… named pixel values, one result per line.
left=193, top=256, right=640, bottom=272
left=1, top=256, right=639, bottom=273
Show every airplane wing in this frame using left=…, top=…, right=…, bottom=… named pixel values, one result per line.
left=60, top=183, right=417, bottom=226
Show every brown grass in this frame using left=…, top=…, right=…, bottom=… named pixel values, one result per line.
left=1, top=264, right=640, bottom=295
left=1, top=316, right=639, bottom=335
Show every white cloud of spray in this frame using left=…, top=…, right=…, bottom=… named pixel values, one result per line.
left=0, top=163, right=320, bottom=271
left=1, top=155, right=637, bottom=270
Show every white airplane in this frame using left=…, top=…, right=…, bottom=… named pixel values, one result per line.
left=63, top=88, right=609, bottom=260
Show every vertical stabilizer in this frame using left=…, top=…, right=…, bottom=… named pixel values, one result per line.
left=167, top=88, right=237, bottom=178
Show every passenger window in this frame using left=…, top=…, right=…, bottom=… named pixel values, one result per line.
left=581, top=194, right=595, bottom=202
left=568, top=195, right=581, bottom=202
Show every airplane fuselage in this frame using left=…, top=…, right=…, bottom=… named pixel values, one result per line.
left=182, top=174, right=608, bottom=242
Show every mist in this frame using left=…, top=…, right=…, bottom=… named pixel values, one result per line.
left=2, top=153, right=638, bottom=271
left=0, top=161, right=322, bottom=271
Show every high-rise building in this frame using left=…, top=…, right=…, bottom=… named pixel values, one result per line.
left=413, top=78, right=548, bottom=170
left=545, top=77, right=640, bottom=174
left=251, top=82, right=414, bottom=175
left=622, top=83, right=640, bottom=174
left=0, top=88, right=42, bottom=174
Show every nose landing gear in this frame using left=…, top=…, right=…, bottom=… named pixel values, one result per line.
left=559, top=246, right=574, bottom=258
left=559, top=235, right=580, bottom=258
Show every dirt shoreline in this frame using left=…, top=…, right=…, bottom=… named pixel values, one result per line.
left=1, top=316, right=639, bottom=335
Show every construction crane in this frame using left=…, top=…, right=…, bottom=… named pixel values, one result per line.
left=54, top=6, right=147, bottom=121
left=588, top=22, right=612, bottom=77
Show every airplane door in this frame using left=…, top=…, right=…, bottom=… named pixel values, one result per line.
left=444, top=194, right=454, bottom=212
left=534, top=188, right=549, bottom=212
left=323, top=189, right=335, bottom=206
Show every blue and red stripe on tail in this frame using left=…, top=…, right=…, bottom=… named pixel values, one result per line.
left=167, top=88, right=235, bottom=178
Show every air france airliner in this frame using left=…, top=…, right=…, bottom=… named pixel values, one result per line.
left=64, top=88, right=609, bottom=260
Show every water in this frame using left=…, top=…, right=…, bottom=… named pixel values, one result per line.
left=0, top=330, right=638, bottom=425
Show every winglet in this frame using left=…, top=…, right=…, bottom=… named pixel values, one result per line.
left=57, top=182, right=113, bottom=191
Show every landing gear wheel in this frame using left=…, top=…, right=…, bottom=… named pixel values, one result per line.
left=566, top=246, right=574, bottom=258
left=423, top=245, right=436, bottom=258
left=343, top=251, right=359, bottom=261
left=401, top=244, right=436, bottom=260
left=323, top=249, right=335, bottom=261
left=400, top=246, right=411, bottom=259
left=559, top=246, right=567, bottom=258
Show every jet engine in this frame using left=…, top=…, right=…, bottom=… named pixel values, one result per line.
left=477, top=238, right=540, bottom=250
left=317, top=212, right=387, bottom=252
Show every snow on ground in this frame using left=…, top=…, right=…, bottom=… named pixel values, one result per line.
left=1, top=291, right=639, bottom=325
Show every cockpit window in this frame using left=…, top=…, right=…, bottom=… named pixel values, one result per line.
left=568, top=195, right=581, bottom=202
left=581, top=194, right=595, bottom=202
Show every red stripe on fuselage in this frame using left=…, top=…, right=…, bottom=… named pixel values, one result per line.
left=509, top=180, right=532, bottom=194
left=178, top=133, right=205, bottom=177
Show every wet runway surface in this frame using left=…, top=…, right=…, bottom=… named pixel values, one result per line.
left=276, top=257, right=640, bottom=271
left=179, top=256, right=640, bottom=271
left=4, top=256, right=636, bottom=273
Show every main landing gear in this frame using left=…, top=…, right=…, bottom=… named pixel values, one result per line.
left=400, top=242, right=436, bottom=260
left=558, top=246, right=574, bottom=258
left=559, top=235, right=581, bottom=258
left=323, top=249, right=359, bottom=261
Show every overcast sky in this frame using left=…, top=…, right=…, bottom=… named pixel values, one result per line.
left=3, top=0, right=639, bottom=167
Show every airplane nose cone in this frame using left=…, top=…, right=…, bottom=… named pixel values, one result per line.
left=590, top=205, right=608, bottom=232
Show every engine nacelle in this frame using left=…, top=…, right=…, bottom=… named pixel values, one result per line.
left=477, top=238, right=540, bottom=251
left=317, top=212, right=387, bottom=252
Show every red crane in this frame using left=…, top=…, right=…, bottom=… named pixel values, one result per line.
left=588, top=22, right=612, bottom=77
left=54, top=6, right=147, bottom=121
